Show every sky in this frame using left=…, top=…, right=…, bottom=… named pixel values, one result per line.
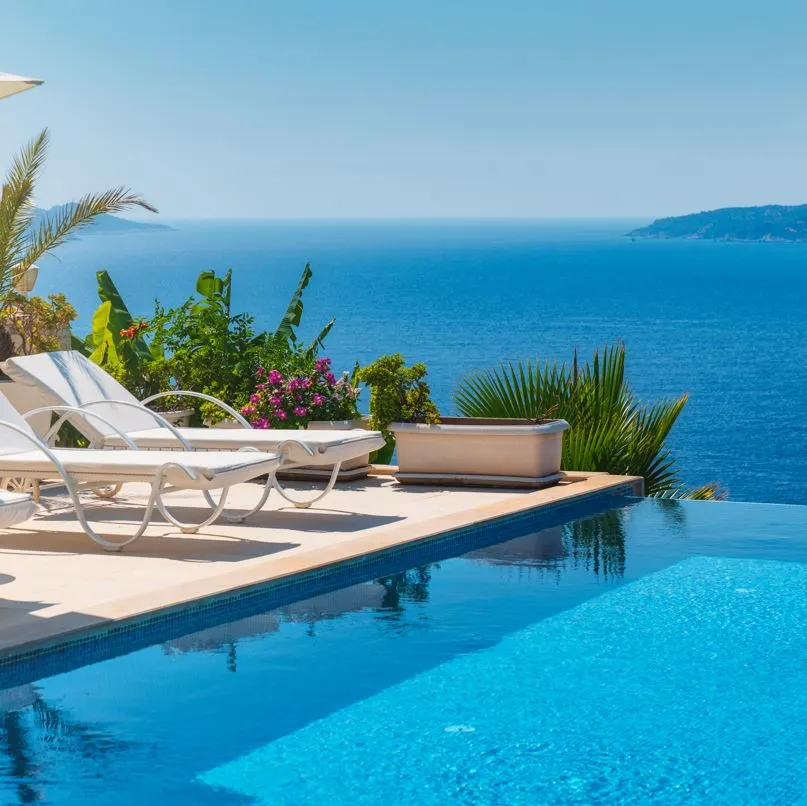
left=1, top=0, right=806, bottom=220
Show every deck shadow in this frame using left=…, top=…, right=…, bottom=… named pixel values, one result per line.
left=31, top=503, right=404, bottom=535
left=0, top=525, right=301, bottom=562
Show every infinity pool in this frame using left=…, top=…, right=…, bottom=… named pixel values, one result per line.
left=0, top=495, right=805, bottom=805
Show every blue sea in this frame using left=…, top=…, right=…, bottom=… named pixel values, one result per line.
left=36, top=219, right=807, bottom=503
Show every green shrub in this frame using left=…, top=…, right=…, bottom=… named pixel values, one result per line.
left=454, top=343, right=723, bottom=499
left=80, top=263, right=337, bottom=423
left=357, top=353, right=439, bottom=462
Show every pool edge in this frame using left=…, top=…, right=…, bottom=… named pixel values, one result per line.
left=0, top=474, right=641, bottom=677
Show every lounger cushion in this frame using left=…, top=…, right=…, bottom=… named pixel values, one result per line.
left=103, top=428, right=386, bottom=467
left=0, top=450, right=280, bottom=490
left=0, top=491, right=36, bottom=528
left=4, top=351, right=155, bottom=441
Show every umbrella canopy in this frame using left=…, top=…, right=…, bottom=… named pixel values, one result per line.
left=0, top=72, right=43, bottom=101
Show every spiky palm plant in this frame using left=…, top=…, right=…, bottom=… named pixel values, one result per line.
left=0, top=128, right=156, bottom=307
left=454, top=343, right=723, bottom=499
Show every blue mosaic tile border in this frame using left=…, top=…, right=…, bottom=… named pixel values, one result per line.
left=0, top=485, right=638, bottom=689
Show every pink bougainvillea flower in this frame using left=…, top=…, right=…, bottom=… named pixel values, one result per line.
left=312, top=393, right=325, bottom=406
left=267, top=370, right=284, bottom=385
left=325, top=372, right=337, bottom=385
left=269, top=395, right=283, bottom=407
left=249, top=394, right=260, bottom=404
left=293, top=406, right=308, bottom=417
left=314, top=357, right=331, bottom=373
left=241, top=405, right=255, bottom=416
left=274, top=408, right=288, bottom=421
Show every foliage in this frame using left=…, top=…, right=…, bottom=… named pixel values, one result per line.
left=357, top=353, right=440, bottom=463
left=273, top=262, right=335, bottom=356
left=357, top=353, right=440, bottom=435
left=80, top=264, right=338, bottom=422
left=147, top=269, right=270, bottom=422
left=75, top=271, right=167, bottom=400
left=0, top=128, right=155, bottom=309
left=0, top=292, right=76, bottom=356
left=454, top=343, right=722, bottom=499
left=241, top=357, right=360, bottom=429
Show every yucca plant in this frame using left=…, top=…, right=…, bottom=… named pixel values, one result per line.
left=454, top=343, right=723, bottom=499
left=0, top=128, right=156, bottom=308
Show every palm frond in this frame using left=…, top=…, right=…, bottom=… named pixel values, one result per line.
left=16, top=188, right=157, bottom=273
left=0, top=129, right=50, bottom=294
left=454, top=343, right=718, bottom=499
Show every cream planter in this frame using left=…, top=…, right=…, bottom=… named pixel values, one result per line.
left=277, top=418, right=372, bottom=482
left=156, top=407, right=195, bottom=428
left=390, top=417, right=569, bottom=488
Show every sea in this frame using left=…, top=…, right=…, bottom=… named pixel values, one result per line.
left=35, top=219, right=807, bottom=505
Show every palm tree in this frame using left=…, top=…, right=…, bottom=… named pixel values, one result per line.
left=454, top=343, right=723, bottom=499
left=0, top=128, right=156, bottom=308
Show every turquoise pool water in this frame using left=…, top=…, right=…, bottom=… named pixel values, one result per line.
left=1, top=495, right=806, bottom=804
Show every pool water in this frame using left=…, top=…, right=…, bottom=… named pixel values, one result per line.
left=1, top=496, right=805, bottom=805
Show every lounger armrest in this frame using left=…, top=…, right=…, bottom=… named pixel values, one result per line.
left=25, top=405, right=140, bottom=450
left=277, top=439, right=316, bottom=459
left=0, top=418, right=75, bottom=488
left=79, top=400, right=192, bottom=450
left=141, top=390, right=251, bottom=429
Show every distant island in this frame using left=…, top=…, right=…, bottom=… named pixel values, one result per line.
left=33, top=203, right=172, bottom=234
left=627, top=204, right=807, bottom=242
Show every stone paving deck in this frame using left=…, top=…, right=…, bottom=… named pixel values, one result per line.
left=0, top=471, right=640, bottom=660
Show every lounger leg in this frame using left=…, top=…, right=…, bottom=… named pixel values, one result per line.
left=201, top=472, right=275, bottom=523
left=272, top=462, right=342, bottom=509
left=156, top=486, right=232, bottom=534
left=65, top=478, right=163, bottom=552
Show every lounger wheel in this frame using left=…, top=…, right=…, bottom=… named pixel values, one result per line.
left=0, top=477, right=40, bottom=503
left=90, top=483, right=123, bottom=499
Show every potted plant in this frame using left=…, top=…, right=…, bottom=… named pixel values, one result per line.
left=241, top=357, right=370, bottom=480
left=358, top=353, right=569, bottom=488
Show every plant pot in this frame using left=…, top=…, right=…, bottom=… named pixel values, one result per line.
left=389, top=417, right=569, bottom=488
left=277, top=418, right=372, bottom=482
left=154, top=407, right=195, bottom=428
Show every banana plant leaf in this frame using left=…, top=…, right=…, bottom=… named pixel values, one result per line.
left=90, top=270, right=151, bottom=366
left=194, top=268, right=232, bottom=313
left=274, top=262, right=313, bottom=345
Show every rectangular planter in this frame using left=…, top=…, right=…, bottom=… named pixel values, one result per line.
left=276, top=418, right=372, bottom=482
left=390, top=417, right=569, bottom=488
left=155, top=407, right=195, bottom=428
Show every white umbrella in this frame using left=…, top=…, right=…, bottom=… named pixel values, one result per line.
left=0, top=72, right=43, bottom=101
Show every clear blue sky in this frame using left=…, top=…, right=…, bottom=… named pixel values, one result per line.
left=1, top=0, right=805, bottom=220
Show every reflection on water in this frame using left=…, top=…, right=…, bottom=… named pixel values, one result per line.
left=0, top=685, right=126, bottom=804
left=377, top=566, right=434, bottom=613
left=469, top=510, right=629, bottom=581
left=164, top=581, right=389, bottom=667
left=163, top=509, right=635, bottom=669
left=565, top=509, right=627, bottom=580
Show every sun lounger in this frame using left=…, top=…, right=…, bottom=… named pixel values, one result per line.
left=0, top=392, right=283, bottom=550
left=3, top=351, right=386, bottom=509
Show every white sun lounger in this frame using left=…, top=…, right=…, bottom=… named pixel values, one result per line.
left=0, top=391, right=284, bottom=550
left=3, top=351, right=386, bottom=509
